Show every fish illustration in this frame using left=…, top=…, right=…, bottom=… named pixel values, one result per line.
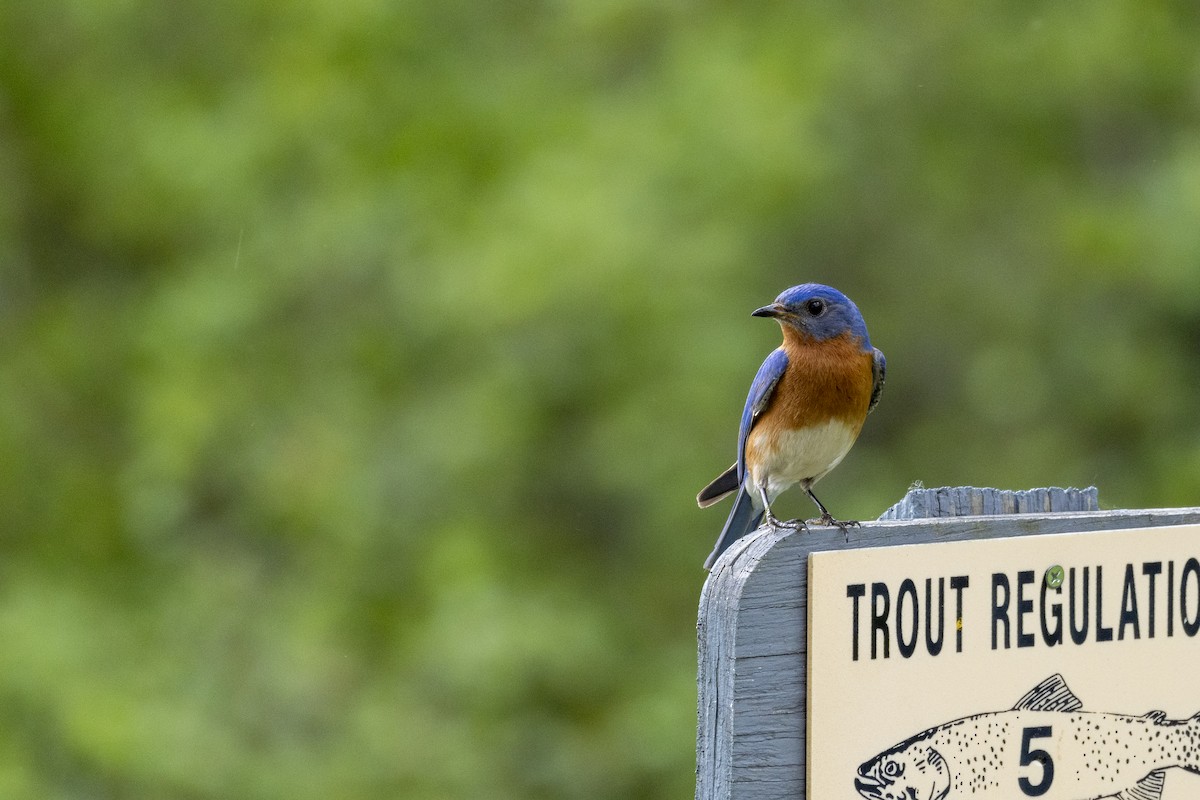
left=854, top=673, right=1200, bottom=800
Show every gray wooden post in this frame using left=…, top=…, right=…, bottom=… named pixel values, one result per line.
left=695, top=486, right=1200, bottom=800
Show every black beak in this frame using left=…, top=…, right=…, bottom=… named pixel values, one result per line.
left=752, top=303, right=784, bottom=318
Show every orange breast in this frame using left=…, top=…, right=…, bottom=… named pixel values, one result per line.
left=762, top=330, right=875, bottom=433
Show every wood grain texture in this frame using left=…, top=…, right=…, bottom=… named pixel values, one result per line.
left=695, top=486, right=1200, bottom=800
left=878, top=485, right=1099, bottom=519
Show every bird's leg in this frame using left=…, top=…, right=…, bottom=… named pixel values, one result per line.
left=758, top=484, right=806, bottom=531
left=805, top=487, right=860, bottom=530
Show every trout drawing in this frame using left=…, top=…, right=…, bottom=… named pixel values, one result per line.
left=855, top=673, right=1200, bottom=800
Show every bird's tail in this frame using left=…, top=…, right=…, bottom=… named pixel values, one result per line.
left=703, top=485, right=764, bottom=571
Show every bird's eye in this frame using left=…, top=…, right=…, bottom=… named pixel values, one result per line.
left=881, top=761, right=904, bottom=779
left=805, top=299, right=826, bottom=316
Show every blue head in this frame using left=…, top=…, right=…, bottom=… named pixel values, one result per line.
left=753, top=283, right=872, bottom=347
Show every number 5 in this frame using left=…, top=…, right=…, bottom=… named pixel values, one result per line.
left=1018, top=726, right=1054, bottom=796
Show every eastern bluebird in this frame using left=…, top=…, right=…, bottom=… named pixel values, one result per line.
left=698, top=283, right=885, bottom=570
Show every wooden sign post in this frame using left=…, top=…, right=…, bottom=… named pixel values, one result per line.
left=696, top=487, right=1200, bottom=800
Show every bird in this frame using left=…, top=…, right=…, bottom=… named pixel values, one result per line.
left=698, top=283, right=885, bottom=570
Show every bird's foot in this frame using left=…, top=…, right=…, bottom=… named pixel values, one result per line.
left=806, top=513, right=858, bottom=543
left=763, top=511, right=808, bottom=532
left=806, top=513, right=860, bottom=530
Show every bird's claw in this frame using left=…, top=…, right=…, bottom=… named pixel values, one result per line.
left=805, top=513, right=859, bottom=543
left=806, top=513, right=860, bottom=530
left=764, top=513, right=808, bottom=532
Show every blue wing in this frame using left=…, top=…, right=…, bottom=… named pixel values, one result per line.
left=737, top=347, right=788, bottom=484
left=869, top=348, right=886, bottom=413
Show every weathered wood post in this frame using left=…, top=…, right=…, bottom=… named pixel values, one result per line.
left=696, top=486, right=1200, bottom=800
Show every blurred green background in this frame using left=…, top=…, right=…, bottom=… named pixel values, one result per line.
left=3, top=1, right=1200, bottom=798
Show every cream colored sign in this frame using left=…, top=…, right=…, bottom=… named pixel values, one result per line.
left=808, top=524, right=1200, bottom=800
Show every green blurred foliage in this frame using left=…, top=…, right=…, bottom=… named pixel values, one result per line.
left=2, top=1, right=1200, bottom=797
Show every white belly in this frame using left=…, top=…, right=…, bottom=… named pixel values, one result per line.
left=746, top=419, right=858, bottom=502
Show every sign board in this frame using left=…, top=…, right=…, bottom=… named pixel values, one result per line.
left=808, top=524, right=1200, bottom=800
